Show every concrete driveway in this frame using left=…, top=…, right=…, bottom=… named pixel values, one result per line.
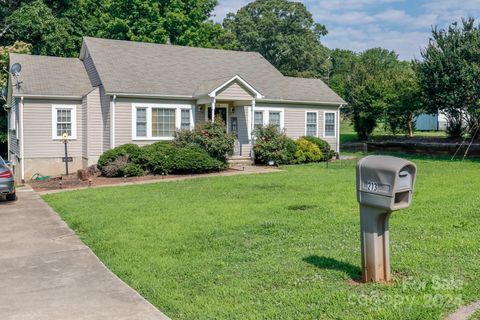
left=0, top=188, right=169, bottom=320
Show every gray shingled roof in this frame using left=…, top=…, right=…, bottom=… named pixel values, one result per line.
left=9, top=53, right=93, bottom=97
left=84, top=37, right=345, bottom=104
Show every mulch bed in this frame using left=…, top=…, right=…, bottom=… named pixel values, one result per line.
left=29, top=169, right=240, bottom=192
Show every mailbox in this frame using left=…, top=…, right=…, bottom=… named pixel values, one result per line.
left=356, top=155, right=416, bottom=211
left=356, top=155, right=416, bottom=283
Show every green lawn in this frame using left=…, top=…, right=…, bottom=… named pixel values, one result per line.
left=340, top=121, right=447, bottom=144
left=43, top=157, right=480, bottom=320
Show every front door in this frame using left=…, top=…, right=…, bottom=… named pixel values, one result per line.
left=208, top=106, right=227, bottom=128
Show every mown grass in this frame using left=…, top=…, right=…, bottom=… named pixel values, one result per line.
left=43, top=157, right=480, bottom=320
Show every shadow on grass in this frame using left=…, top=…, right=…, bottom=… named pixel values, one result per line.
left=303, top=255, right=361, bottom=280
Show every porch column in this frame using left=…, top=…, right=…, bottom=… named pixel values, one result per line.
left=211, top=97, right=216, bottom=123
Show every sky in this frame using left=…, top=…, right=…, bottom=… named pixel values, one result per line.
left=212, top=0, right=480, bottom=60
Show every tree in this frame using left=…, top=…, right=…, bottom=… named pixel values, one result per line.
left=416, top=18, right=480, bottom=139
left=0, top=0, right=229, bottom=57
left=385, top=62, right=423, bottom=137
left=329, top=49, right=358, bottom=102
left=343, top=48, right=400, bottom=140
left=223, top=0, right=330, bottom=77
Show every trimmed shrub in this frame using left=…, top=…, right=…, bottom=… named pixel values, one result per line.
left=254, top=125, right=297, bottom=165
left=97, top=144, right=142, bottom=170
left=101, top=155, right=128, bottom=177
left=139, top=142, right=177, bottom=175
left=301, top=136, right=333, bottom=160
left=294, top=138, right=322, bottom=163
left=171, top=147, right=226, bottom=174
left=123, top=163, right=145, bottom=177
left=97, top=140, right=229, bottom=177
left=174, top=119, right=235, bottom=163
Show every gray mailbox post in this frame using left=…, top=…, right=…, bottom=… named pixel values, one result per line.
left=356, top=155, right=416, bottom=282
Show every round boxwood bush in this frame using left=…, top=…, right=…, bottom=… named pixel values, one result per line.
left=301, top=136, right=333, bottom=160
left=294, top=138, right=322, bottom=163
left=123, top=163, right=145, bottom=177
left=97, top=144, right=143, bottom=170
left=139, top=142, right=177, bottom=174
left=171, top=146, right=226, bottom=174
left=253, top=125, right=297, bottom=165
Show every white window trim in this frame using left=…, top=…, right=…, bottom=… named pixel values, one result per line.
left=131, top=103, right=193, bottom=141
left=252, top=107, right=285, bottom=129
left=52, top=105, right=77, bottom=140
left=305, top=111, right=319, bottom=137
left=323, top=111, right=337, bottom=138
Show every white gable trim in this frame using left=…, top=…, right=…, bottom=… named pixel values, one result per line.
left=209, top=75, right=263, bottom=99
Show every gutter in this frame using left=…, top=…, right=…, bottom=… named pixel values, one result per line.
left=106, top=92, right=193, bottom=100
left=12, top=94, right=83, bottom=100
left=258, top=98, right=346, bottom=106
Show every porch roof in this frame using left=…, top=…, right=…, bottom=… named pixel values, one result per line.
left=193, top=74, right=262, bottom=100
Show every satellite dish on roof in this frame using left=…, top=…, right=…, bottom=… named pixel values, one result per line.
left=10, top=63, right=22, bottom=75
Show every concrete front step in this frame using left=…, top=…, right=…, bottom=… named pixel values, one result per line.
left=228, top=156, right=254, bottom=167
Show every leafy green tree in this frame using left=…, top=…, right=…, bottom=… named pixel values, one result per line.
left=385, top=62, right=423, bottom=137
left=0, top=41, right=32, bottom=144
left=416, top=18, right=480, bottom=139
left=1, top=0, right=228, bottom=57
left=223, top=0, right=330, bottom=77
left=344, top=48, right=399, bottom=140
left=329, top=49, right=358, bottom=101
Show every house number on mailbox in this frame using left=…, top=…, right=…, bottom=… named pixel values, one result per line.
left=367, top=181, right=378, bottom=192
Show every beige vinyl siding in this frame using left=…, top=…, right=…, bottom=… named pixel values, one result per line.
left=22, top=99, right=83, bottom=158
left=258, top=103, right=340, bottom=152
left=114, top=97, right=195, bottom=147
left=86, top=88, right=103, bottom=160
left=216, top=81, right=254, bottom=101
left=232, top=106, right=251, bottom=156
left=82, top=95, right=88, bottom=158
left=195, top=105, right=206, bottom=126
left=83, top=49, right=102, bottom=87
left=8, top=98, right=20, bottom=156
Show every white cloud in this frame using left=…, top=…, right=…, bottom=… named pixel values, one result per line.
left=213, top=0, right=480, bottom=60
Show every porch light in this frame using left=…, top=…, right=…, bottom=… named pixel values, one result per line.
left=230, top=106, right=235, bottom=114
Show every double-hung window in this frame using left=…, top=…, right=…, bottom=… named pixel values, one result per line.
left=52, top=105, right=76, bottom=139
left=133, top=105, right=192, bottom=140
left=152, top=108, right=175, bottom=138
left=180, top=109, right=191, bottom=130
left=269, top=111, right=281, bottom=128
left=136, top=108, right=147, bottom=137
left=324, top=112, right=336, bottom=137
left=305, top=112, right=318, bottom=136
left=254, top=111, right=264, bottom=129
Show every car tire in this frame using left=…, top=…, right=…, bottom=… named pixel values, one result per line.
left=6, top=192, right=16, bottom=201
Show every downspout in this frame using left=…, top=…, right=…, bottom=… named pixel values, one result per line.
left=111, top=94, right=116, bottom=149
left=20, top=96, right=24, bottom=182
left=251, top=98, right=256, bottom=159
left=337, top=104, right=342, bottom=154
